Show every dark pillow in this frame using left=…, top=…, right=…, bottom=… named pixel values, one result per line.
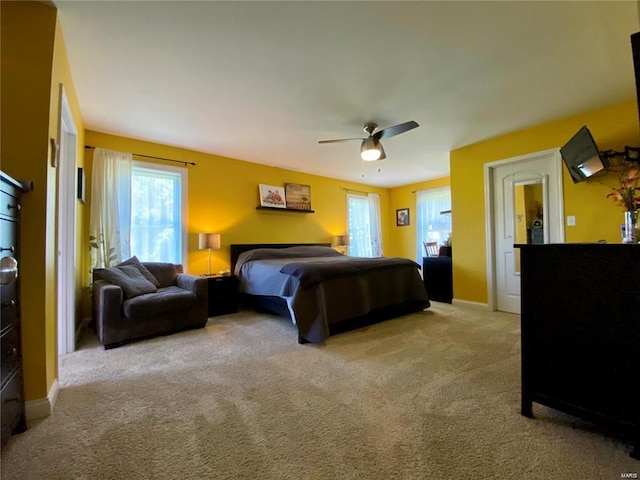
left=119, top=256, right=160, bottom=287
left=99, top=264, right=158, bottom=299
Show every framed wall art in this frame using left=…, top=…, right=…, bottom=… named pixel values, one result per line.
left=258, top=184, right=287, bottom=208
left=77, top=167, right=86, bottom=204
left=284, top=183, right=311, bottom=210
left=396, top=208, right=410, bottom=226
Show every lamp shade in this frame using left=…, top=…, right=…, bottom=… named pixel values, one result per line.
left=360, top=137, right=385, bottom=161
left=336, top=234, right=350, bottom=247
left=198, top=233, right=220, bottom=250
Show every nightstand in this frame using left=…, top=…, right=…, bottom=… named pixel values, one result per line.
left=205, top=275, right=239, bottom=317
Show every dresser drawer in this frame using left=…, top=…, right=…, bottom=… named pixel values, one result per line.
left=1, top=325, right=20, bottom=388
left=0, top=190, right=20, bottom=220
left=0, top=297, right=18, bottom=335
left=1, top=368, right=25, bottom=447
left=0, top=218, right=18, bottom=256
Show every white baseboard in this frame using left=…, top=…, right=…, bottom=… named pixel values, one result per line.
left=452, top=298, right=491, bottom=310
left=25, top=378, right=59, bottom=421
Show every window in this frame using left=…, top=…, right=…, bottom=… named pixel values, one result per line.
left=416, top=186, right=451, bottom=261
left=347, top=194, right=372, bottom=257
left=347, top=193, right=382, bottom=257
left=130, top=162, right=187, bottom=265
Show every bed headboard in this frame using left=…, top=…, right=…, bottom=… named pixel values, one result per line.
left=230, top=243, right=332, bottom=273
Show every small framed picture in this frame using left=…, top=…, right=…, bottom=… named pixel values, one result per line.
left=77, top=167, right=86, bottom=204
left=396, top=208, right=410, bottom=226
left=259, top=184, right=286, bottom=208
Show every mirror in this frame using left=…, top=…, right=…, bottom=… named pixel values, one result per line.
left=0, top=256, right=18, bottom=285
left=514, top=180, right=544, bottom=272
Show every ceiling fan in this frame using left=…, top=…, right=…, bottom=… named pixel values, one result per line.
left=318, top=120, right=419, bottom=161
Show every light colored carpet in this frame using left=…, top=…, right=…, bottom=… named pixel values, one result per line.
left=1, top=303, right=637, bottom=479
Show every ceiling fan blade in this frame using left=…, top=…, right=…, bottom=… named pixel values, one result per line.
left=374, top=120, right=419, bottom=140
left=318, top=138, right=365, bottom=144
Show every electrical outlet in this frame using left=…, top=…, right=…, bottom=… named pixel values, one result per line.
left=567, top=215, right=576, bottom=227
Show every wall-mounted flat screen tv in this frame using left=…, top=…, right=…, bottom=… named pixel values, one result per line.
left=560, top=126, right=607, bottom=183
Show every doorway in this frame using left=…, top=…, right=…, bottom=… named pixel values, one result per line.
left=484, top=148, right=565, bottom=314
left=57, top=85, right=78, bottom=355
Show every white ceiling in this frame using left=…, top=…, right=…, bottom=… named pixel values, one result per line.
left=55, top=1, right=639, bottom=188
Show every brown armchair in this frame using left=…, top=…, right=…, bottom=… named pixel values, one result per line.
left=92, top=259, right=208, bottom=349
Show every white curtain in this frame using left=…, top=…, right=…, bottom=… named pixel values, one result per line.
left=89, top=148, right=132, bottom=269
left=416, top=187, right=451, bottom=261
left=368, top=193, right=383, bottom=257
left=347, top=193, right=371, bottom=257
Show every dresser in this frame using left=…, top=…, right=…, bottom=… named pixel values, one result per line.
left=1, top=172, right=28, bottom=448
left=517, top=243, right=639, bottom=459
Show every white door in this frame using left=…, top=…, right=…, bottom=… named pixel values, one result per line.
left=57, top=86, right=78, bottom=355
left=487, top=149, right=564, bottom=314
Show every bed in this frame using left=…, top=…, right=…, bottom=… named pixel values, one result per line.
left=231, top=243, right=430, bottom=343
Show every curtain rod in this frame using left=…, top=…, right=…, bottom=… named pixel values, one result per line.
left=84, top=145, right=196, bottom=166
left=343, top=188, right=369, bottom=195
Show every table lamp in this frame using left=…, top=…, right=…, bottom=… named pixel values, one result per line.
left=198, top=232, right=220, bottom=276
left=335, top=234, right=350, bottom=255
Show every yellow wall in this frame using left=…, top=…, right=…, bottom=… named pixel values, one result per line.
left=83, top=131, right=391, bottom=280
left=1, top=1, right=84, bottom=402
left=387, top=177, right=450, bottom=260
left=451, top=100, right=639, bottom=304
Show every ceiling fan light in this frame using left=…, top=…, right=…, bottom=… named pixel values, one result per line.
left=361, top=137, right=382, bottom=161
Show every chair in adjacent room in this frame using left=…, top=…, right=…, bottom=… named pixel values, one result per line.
left=423, top=241, right=439, bottom=257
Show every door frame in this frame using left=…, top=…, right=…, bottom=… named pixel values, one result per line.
left=484, top=148, right=565, bottom=311
left=57, top=84, right=78, bottom=355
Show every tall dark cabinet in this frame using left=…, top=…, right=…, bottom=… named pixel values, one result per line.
left=1, top=172, right=28, bottom=448
left=517, top=243, right=639, bottom=459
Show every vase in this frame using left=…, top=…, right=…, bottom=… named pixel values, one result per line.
left=623, top=210, right=638, bottom=243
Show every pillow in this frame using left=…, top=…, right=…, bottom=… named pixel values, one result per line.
left=119, top=256, right=160, bottom=287
left=99, top=264, right=158, bottom=299
left=235, top=246, right=342, bottom=274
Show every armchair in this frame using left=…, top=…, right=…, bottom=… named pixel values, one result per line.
left=92, top=258, right=208, bottom=349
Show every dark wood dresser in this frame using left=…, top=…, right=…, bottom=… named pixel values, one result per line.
left=517, top=243, right=639, bottom=459
left=1, top=171, right=28, bottom=448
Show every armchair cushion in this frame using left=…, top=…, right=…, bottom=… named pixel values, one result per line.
left=144, top=262, right=179, bottom=288
left=98, top=264, right=158, bottom=299
left=119, top=256, right=160, bottom=287
left=123, top=286, right=196, bottom=318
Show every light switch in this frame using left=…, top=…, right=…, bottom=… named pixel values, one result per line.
left=567, top=215, right=576, bottom=226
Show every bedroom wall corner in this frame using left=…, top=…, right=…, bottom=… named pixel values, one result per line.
left=387, top=176, right=450, bottom=261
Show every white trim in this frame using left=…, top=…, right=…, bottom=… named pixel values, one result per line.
left=484, top=148, right=564, bottom=311
left=25, top=379, right=59, bottom=421
left=57, top=84, right=78, bottom=355
left=452, top=298, right=491, bottom=310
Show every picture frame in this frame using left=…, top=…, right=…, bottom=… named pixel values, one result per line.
left=77, top=167, right=86, bottom=204
left=396, top=208, right=410, bottom=226
left=284, top=183, right=311, bottom=210
left=258, top=184, right=287, bottom=208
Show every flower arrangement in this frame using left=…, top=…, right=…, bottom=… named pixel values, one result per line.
left=607, top=165, right=640, bottom=212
